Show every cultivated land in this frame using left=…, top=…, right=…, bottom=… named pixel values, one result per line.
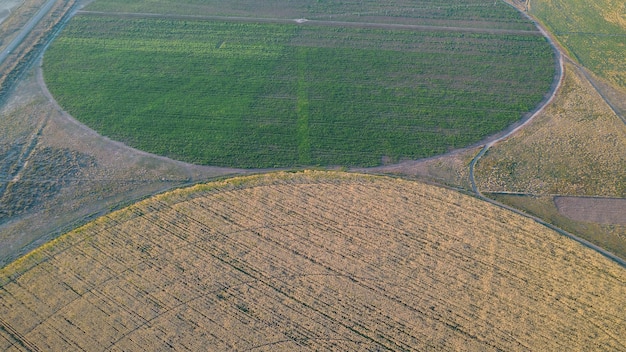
left=0, top=1, right=625, bottom=349
left=0, top=67, right=246, bottom=267
left=42, top=0, right=555, bottom=167
left=0, top=0, right=620, bottom=264
left=554, top=197, right=626, bottom=225
left=1, top=172, right=625, bottom=351
left=486, top=193, right=626, bottom=260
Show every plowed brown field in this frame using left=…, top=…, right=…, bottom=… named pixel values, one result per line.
left=555, top=196, right=626, bottom=225
left=1, top=171, right=625, bottom=351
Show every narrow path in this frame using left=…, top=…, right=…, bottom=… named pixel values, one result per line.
left=478, top=190, right=626, bottom=268
left=0, top=316, right=41, bottom=352
left=572, top=61, right=626, bottom=125
left=77, top=10, right=543, bottom=36
left=35, top=66, right=250, bottom=183
left=469, top=4, right=565, bottom=196
left=0, top=0, right=78, bottom=206
left=5, top=0, right=625, bottom=271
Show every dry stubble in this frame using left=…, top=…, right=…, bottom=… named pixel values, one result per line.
left=1, top=171, right=624, bottom=351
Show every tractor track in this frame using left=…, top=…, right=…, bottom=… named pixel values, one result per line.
left=77, top=10, right=543, bottom=36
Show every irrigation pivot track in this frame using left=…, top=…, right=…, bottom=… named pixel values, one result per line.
left=77, top=10, right=544, bottom=36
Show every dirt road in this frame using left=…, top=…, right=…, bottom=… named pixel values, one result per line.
left=469, top=10, right=565, bottom=196
left=77, top=10, right=543, bottom=36
left=0, top=0, right=23, bottom=25
left=467, top=6, right=626, bottom=267
left=0, top=0, right=57, bottom=65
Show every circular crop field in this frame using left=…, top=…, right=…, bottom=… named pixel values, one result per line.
left=1, top=172, right=624, bottom=350
left=43, top=1, right=555, bottom=168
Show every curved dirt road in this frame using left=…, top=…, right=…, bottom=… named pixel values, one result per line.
left=468, top=5, right=626, bottom=268
left=6, top=0, right=623, bottom=270
left=469, top=9, right=564, bottom=196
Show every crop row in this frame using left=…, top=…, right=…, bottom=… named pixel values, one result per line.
left=2, top=173, right=624, bottom=350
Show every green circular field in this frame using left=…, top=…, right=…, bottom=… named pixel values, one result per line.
left=44, top=5, right=555, bottom=168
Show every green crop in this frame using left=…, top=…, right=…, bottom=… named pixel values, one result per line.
left=44, top=13, right=554, bottom=168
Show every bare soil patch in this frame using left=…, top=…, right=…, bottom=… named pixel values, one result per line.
left=356, top=146, right=478, bottom=190
left=488, top=193, right=626, bottom=259
left=555, top=196, right=626, bottom=225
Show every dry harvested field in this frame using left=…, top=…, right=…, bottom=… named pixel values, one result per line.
left=1, top=171, right=625, bottom=351
left=487, top=193, right=626, bottom=260
left=472, top=61, right=626, bottom=259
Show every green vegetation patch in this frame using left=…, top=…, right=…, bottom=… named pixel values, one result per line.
left=44, top=14, right=554, bottom=168
left=530, top=0, right=626, bottom=89
left=85, top=0, right=538, bottom=30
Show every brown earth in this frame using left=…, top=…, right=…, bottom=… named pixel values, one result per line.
left=555, top=196, right=626, bottom=225
left=1, top=171, right=625, bottom=351
left=356, top=148, right=477, bottom=191
left=486, top=193, right=626, bottom=260
left=0, top=0, right=623, bottom=282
